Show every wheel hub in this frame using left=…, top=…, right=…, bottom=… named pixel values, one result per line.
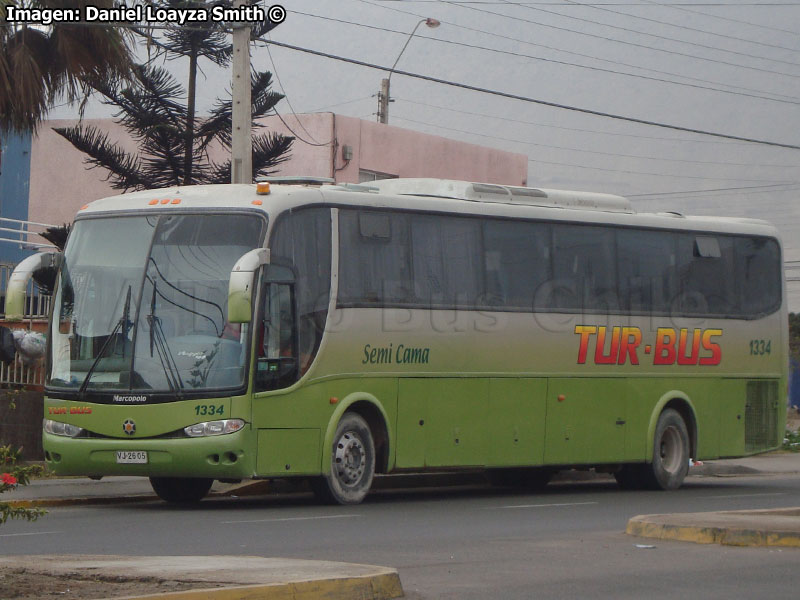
left=659, top=426, right=682, bottom=474
left=334, top=431, right=365, bottom=486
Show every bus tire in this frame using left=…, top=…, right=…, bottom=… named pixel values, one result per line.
left=313, top=413, right=375, bottom=505
left=149, top=476, right=213, bottom=503
left=644, top=408, right=690, bottom=490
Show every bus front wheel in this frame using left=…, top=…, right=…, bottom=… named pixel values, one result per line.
left=312, top=413, right=375, bottom=505
left=149, top=476, right=213, bottom=503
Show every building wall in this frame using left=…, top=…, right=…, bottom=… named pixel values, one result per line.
left=0, top=131, right=34, bottom=263
left=27, top=113, right=528, bottom=227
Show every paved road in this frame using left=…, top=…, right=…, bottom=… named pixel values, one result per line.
left=2, top=474, right=799, bottom=599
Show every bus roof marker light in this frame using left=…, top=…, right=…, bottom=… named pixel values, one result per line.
left=256, top=182, right=270, bottom=195
left=160, top=199, right=170, bottom=205
left=252, top=199, right=263, bottom=206
left=171, top=198, right=181, bottom=205
left=148, top=199, right=159, bottom=206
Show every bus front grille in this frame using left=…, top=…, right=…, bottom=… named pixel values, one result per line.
left=745, top=381, right=780, bottom=453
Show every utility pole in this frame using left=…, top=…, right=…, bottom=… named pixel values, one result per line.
left=230, top=0, right=252, bottom=184
left=377, top=78, right=390, bottom=125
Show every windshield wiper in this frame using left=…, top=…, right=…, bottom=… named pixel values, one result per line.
left=77, top=286, right=132, bottom=399
left=147, top=276, right=184, bottom=396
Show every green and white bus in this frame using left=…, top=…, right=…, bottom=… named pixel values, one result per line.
left=7, top=178, right=787, bottom=504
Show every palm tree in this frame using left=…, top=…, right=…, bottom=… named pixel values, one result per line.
left=53, top=64, right=293, bottom=189
left=0, top=0, right=134, bottom=132
left=53, top=0, right=293, bottom=188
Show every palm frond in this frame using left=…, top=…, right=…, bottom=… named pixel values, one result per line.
left=53, top=125, right=152, bottom=191
left=195, top=70, right=284, bottom=150
left=39, top=224, right=71, bottom=251
left=157, top=0, right=232, bottom=66
left=207, top=132, right=293, bottom=184
left=0, top=0, right=135, bottom=132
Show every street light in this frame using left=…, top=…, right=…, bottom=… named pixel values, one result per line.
left=377, top=18, right=440, bottom=125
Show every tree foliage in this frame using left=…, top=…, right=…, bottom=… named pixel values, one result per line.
left=53, top=0, right=293, bottom=189
left=0, top=0, right=134, bottom=132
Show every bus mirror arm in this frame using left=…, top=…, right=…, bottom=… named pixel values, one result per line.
left=228, top=248, right=270, bottom=324
left=5, top=252, right=62, bottom=321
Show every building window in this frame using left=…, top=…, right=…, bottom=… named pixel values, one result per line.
left=358, top=170, right=398, bottom=183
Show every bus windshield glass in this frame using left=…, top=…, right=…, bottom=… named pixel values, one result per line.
left=47, top=213, right=264, bottom=397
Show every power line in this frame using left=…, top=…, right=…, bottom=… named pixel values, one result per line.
left=629, top=183, right=800, bottom=197
left=390, top=115, right=797, bottom=182
left=370, top=1, right=800, bottom=4
left=293, top=8, right=800, bottom=105
left=263, top=36, right=331, bottom=145
left=270, top=109, right=332, bottom=146
left=554, top=0, right=800, bottom=55
left=356, top=0, right=800, bottom=103
left=636, top=0, right=799, bottom=36
left=630, top=183, right=800, bottom=200
left=525, top=157, right=791, bottom=182
left=306, top=96, right=374, bottom=112
left=393, top=113, right=800, bottom=168
left=261, top=39, right=800, bottom=150
left=393, top=96, right=789, bottom=146
left=440, top=0, right=800, bottom=77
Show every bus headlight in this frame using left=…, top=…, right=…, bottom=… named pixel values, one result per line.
left=184, top=419, right=245, bottom=438
left=43, top=419, right=84, bottom=438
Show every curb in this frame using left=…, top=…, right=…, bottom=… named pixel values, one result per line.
left=115, top=572, right=404, bottom=600
left=626, top=509, right=800, bottom=548
left=4, top=494, right=158, bottom=509
left=0, top=556, right=404, bottom=600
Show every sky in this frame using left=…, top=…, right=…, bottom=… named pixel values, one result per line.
left=51, top=0, right=800, bottom=308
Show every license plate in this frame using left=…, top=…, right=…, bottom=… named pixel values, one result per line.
left=116, top=451, right=148, bottom=464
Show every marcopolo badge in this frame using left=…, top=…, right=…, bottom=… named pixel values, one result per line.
left=122, top=419, right=136, bottom=436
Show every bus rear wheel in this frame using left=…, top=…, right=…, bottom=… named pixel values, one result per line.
left=312, top=413, right=375, bottom=505
left=616, top=409, right=690, bottom=491
left=149, top=477, right=213, bottom=503
left=646, top=408, right=690, bottom=490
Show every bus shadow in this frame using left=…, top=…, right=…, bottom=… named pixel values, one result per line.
left=111, top=471, right=785, bottom=513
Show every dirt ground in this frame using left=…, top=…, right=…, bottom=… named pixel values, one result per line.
left=0, top=568, right=224, bottom=599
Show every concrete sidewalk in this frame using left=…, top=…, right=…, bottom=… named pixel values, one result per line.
left=0, top=555, right=404, bottom=600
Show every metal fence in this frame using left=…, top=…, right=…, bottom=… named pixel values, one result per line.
left=0, top=353, right=45, bottom=388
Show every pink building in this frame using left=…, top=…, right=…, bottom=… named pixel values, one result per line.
left=28, top=113, right=528, bottom=227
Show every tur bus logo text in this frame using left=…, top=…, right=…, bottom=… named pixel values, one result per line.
left=575, top=325, right=722, bottom=366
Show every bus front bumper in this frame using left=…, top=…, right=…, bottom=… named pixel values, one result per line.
left=43, top=429, right=255, bottom=480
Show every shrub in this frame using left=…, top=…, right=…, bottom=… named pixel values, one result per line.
left=0, top=444, right=46, bottom=525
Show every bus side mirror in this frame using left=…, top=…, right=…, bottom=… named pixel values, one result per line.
left=5, top=252, right=62, bottom=321
left=228, top=248, right=270, bottom=324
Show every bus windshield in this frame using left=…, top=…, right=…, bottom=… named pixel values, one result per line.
left=47, top=213, right=264, bottom=398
